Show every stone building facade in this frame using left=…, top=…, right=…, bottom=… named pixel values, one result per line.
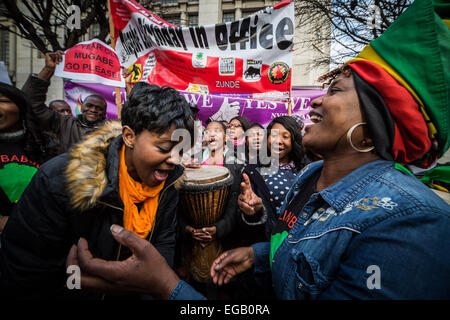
left=0, top=0, right=330, bottom=103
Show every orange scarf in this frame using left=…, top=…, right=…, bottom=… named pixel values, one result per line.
left=118, top=145, right=165, bottom=238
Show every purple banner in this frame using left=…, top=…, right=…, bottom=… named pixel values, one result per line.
left=64, top=81, right=126, bottom=120
left=291, top=88, right=326, bottom=127
left=181, top=88, right=325, bottom=127
left=63, top=81, right=325, bottom=127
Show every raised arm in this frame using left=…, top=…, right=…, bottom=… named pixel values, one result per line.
left=22, top=51, right=65, bottom=131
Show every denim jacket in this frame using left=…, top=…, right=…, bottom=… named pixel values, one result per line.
left=169, top=160, right=450, bottom=300
left=253, top=159, right=450, bottom=299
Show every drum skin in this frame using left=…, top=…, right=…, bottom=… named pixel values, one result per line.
left=179, top=166, right=234, bottom=282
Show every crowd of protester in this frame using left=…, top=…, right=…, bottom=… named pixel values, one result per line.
left=0, top=50, right=312, bottom=297
left=1, top=0, right=450, bottom=299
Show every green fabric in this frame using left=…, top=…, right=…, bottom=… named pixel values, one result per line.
left=270, top=231, right=288, bottom=269
left=0, top=163, right=37, bottom=203
left=371, top=0, right=450, bottom=157
left=394, top=163, right=416, bottom=177
left=420, top=165, right=450, bottom=185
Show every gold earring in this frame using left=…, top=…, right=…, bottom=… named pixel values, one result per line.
left=347, top=122, right=375, bottom=153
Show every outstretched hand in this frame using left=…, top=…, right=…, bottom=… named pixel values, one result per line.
left=238, top=173, right=263, bottom=215
left=210, top=247, right=255, bottom=286
left=65, top=225, right=180, bottom=299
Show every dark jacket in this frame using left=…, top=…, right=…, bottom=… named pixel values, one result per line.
left=236, top=164, right=280, bottom=246
left=0, top=121, right=184, bottom=298
left=22, top=74, right=107, bottom=157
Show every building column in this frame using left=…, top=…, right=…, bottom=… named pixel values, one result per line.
left=198, top=0, right=221, bottom=25
left=235, top=0, right=242, bottom=20
left=179, top=0, right=188, bottom=27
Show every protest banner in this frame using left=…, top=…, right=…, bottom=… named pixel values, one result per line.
left=291, top=87, right=325, bottom=127
left=64, top=79, right=322, bottom=126
left=108, top=0, right=124, bottom=117
left=180, top=87, right=324, bottom=127
left=109, top=0, right=294, bottom=99
left=55, top=39, right=125, bottom=87
left=64, top=80, right=126, bottom=120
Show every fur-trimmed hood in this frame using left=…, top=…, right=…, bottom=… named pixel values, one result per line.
left=65, top=121, right=185, bottom=212
left=65, top=121, right=123, bottom=211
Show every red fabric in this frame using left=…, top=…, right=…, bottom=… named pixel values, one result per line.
left=348, top=60, right=431, bottom=164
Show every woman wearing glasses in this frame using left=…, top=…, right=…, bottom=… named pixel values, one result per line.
left=226, top=116, right=250, bottom=164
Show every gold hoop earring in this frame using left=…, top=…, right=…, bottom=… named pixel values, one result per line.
left=347, top=122, right=375, bottom=153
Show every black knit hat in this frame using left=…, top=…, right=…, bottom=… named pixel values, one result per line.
left=0, top=82, right=30, bottom=118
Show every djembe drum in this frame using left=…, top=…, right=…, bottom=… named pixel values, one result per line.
left=179, top=165, right=234, bottom=282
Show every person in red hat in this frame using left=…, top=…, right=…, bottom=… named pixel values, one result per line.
left=64, top=61, right=450, bottom=300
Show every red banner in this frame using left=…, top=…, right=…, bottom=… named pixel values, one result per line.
left=109, top=0, right=294, bottom=99
left=55, top=39, right=125, bottom=87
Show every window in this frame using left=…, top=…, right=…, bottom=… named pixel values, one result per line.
left=90, top=23, right=101, bottom=39
left=223, top=12, right=235, bottom=23
left=0, top=30, right=10, bottom=67
left=161, top=0, right=178, bottom=4
left=188, top=15, right=198, bottom=27
left=137, top=0, right=155, bottom=6
left=242, top=9, right=263, bottom=18
left=165, top=16, right=180, bottom=26
left=0, top=3, right=7, bottom=17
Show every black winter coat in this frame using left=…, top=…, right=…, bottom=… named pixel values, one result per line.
left=0, top=122, right=183, bottom=298
left=22, top=74, right=107, bottom=157
left=235, top=164, right=280, bottom=246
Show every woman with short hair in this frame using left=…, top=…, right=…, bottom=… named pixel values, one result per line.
left=0, top=83, right=193, bottom=298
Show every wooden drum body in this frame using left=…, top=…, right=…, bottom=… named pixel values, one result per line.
left=179, top=165, right=234, bottom=282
